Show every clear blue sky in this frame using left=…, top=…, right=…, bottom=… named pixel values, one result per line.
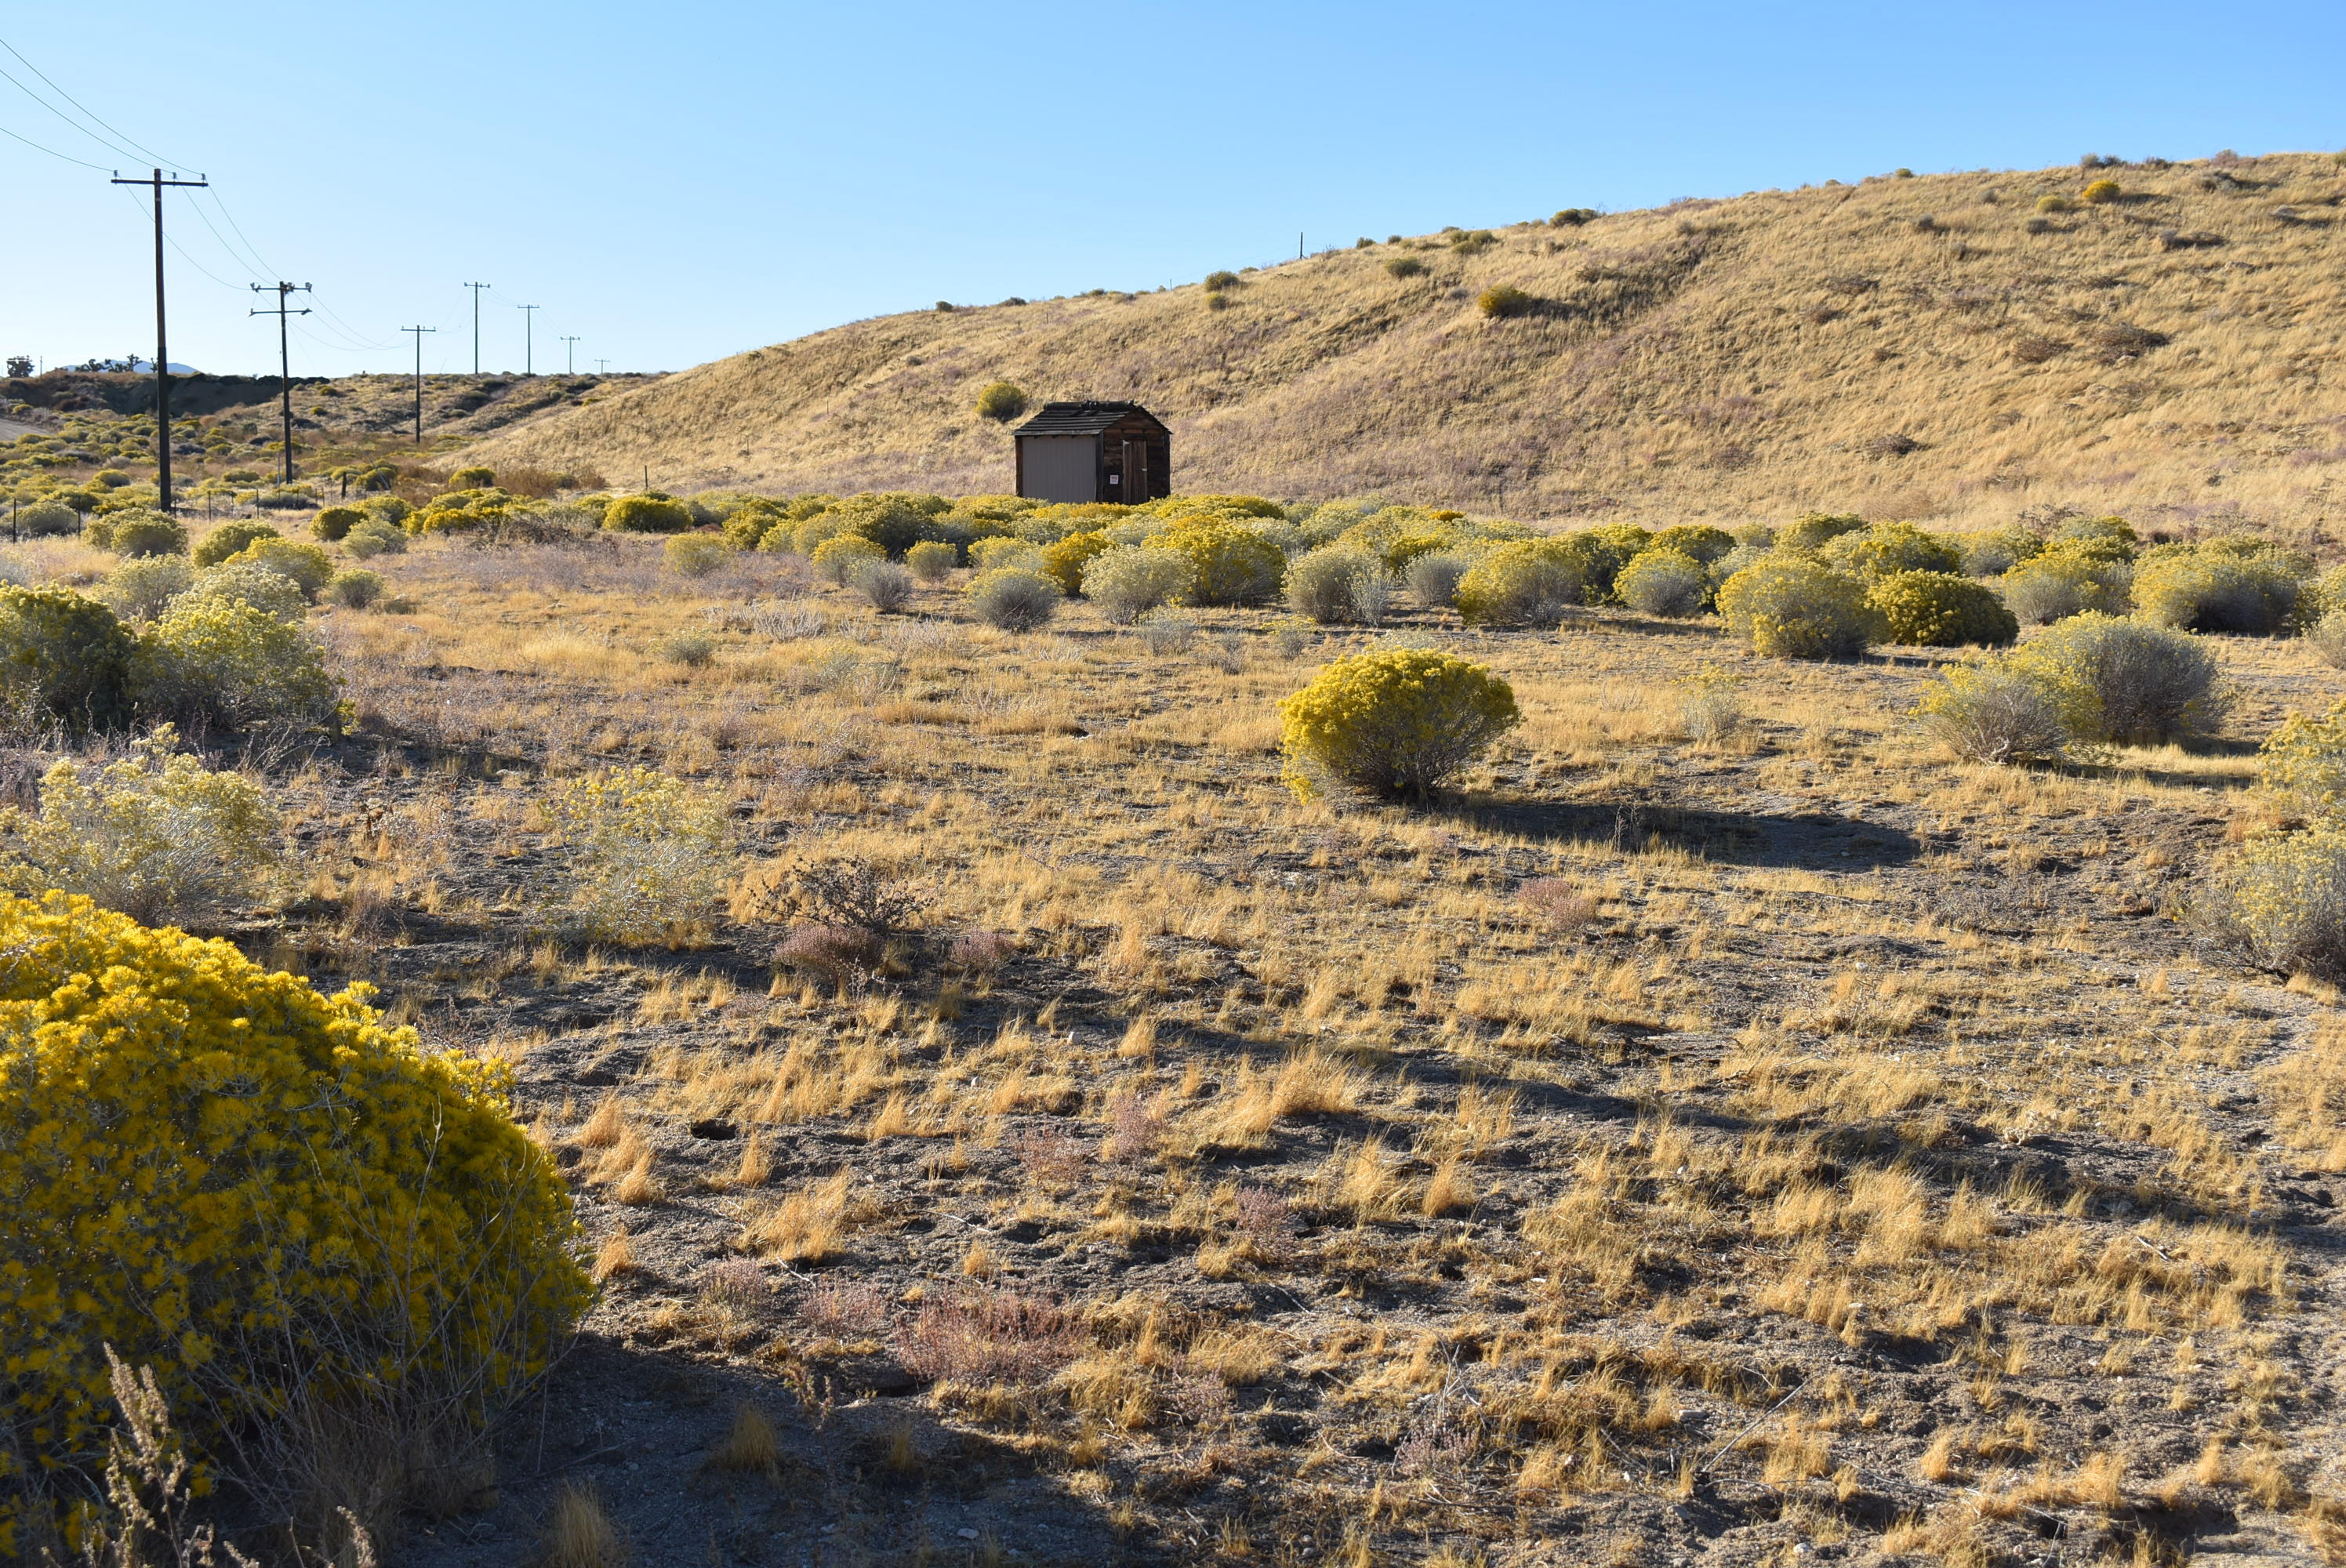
left=2, top=2, right=2338, bottom=379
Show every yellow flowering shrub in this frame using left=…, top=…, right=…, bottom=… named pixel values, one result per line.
left=597, top=494, right=692, bottom=535
left=809, top=535, right=884, bottom=586
left=663, top=534, right=732, bottom=579
left=1454, top=540, right=1583, bottom=627
left=1864, top=570, right=2018, bottom=647
left=0, top=727, right=278, bottom=926
left=1040, top=530, right=1113, bottom=596
left=1716, top=555, right=1878, bottom=659
left=1278, top=649, right=1520, bottom=800
left=2260, top=699, right=2346, bottom=816
left=0, top=893, right=589, bottom=1544
left=190, top=521, right=278, bottom=569
left=2201, top=824, right=2346, bottom=982
left=223, top=538, right=334, bottom=600
left=1147, top=523, right=1284, bottom=605
left=550, top=767, right=732, bottom=944
left=132, top=599, right=343, bottom=734
left=0, top=586, right=136, bottom=734
left=1819, top=521, right=1963, bottom=582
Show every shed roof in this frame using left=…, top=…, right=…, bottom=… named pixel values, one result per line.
left=1011, top=401, right=1168, bottom=438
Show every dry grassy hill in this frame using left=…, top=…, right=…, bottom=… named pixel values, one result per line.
left=466, top=153, right=2346, bottom=535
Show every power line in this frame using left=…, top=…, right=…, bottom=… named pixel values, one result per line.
left=118, top=189, right=241, bottom=290
left=0, top=118, right=107, bottom=169
left=203, top=187, right=277, bottom=278
left=0, top=34, right=180, bottom=168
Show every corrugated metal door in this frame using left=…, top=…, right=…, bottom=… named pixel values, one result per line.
left=1019, top=436, right=1098, bottom=503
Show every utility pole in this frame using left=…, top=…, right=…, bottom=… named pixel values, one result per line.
left=399, top=325, right=435, bottom=444
left=594, top=358, right=608, bottom=376
left=462, top=281, right=490, bottom=374
left=249, top=281, right=311, bottom=485
left=560, top=335, right=579, bottom=375
left=1298, top=231, right=1304, bottom=260
left=515, top=303, right=539, bottom=374
left=110, top=167, right=209, bottom=513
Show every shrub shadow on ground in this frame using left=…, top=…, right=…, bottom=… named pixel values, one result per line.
left=416, top=1335, right=1127, bottom=1567
left=1443, top=795, right=1921, bottom=869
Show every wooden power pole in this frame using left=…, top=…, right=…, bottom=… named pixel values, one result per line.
left=249, top=281, right=310, bottom=485
left=110, top=166, right=209, bottom=512
left=399, top=325, right=436, bottom=444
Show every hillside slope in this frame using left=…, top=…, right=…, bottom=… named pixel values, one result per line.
left=468, top=154, right=2346, bottom=533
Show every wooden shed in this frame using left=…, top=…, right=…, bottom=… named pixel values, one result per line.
left=1012, top=401, right=1171, bottom=505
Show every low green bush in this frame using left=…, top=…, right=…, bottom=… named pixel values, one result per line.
left=0, top=728, right=279, bottom=924
left=975, top=382, right=1028, bottom=422
left=1404, top=550, right=1473, bottom=608
left=226, top=539, right=335, bottom=601
left=1455, top=541, right=1582, bottom=627
left=175, top=561, right=308, bottom=623
left=342, top=519, right=408, bottom=561
left=1779, top=512, right=1868, bottom=554
left=2133, top=546, right=2303, bottom=634
left=1999, top=546, right=2132, bottom=625
left=1716, top=555, right=1877, bottom=659
left=1477, top=285, right=1535, bottom=318
left=311, top=505, right=364, bottom=542
left=95, top=556, right=194, bottom=623
left=1278, top=649, right=1520, bottom=800
left=193, top=520, right=280, bottom=568
left=2255, top=699, right=2346, bottom=816
left=1913, top=662, right=2072, bottom=764
left=1083, top=546, right=1194, bottom=625
left=450, top=465, right=496, bottom=488
left=906, top=540, right=958, bottom=583
left=969, top=535, right=1045, bottom=574
left=14, top=501, right=79, bottom=538
left=2199, top=824, right=2346, bottom=982
left=1959, top=526, right=2043, bottom=578
left=0, top=586, right=135, bottom=733
left=1285, top=545, right=1382, bottom=624
left=1557, top=524, right=1653, bottom=605
left=1648, top=524, right=1738, bottom=565
left=602, top=495, right=693, bottom=533
left=1615, top=549, right=1709, bottom=618
left=665, top=534, right=733, bottom=579
left=1041, top=531, right=1112, bottom=596
left=2008, top=612, right=2221, bottom=746
left=1149, top=524, right=1284, bottom=606
left=1385, top=256, right=1427, bottom=279
left=1821, top=521, right=1963, bottom=581
left=1865, top=570, right=2019, bottom=647
left=133, top=598, right=342, bottom=733
left=324, top=569, right=386, bottom=610
left=850, top=561, right=916, bottom=612
left=103, top=509, right=187, bottom=558
left=812, top=535, right=885, bottom=585
left=964, top=568, right=1060, bottom=631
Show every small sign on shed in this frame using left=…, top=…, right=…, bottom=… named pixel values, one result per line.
left=1011, top=401, right=1171, bottom=505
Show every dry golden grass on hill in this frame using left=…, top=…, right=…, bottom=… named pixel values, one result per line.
left=138, top=524, right=2339, bottom=1567
left=467, top=153, right=2346, bottom=537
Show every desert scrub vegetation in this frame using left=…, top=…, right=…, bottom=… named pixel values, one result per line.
left=549, top=766, right=732, bottom=944
left=0, top=728, right=278, bottom=925
left=1454, top=540, right=1582, bottom=627
left=0, top=470, right=2333, bottom=1563
left=965, top=567, right=1061, bottom=630
left=1865, top=569, right=2018, bottom=647
left=0, top=891, right=588, bottom=1547
left=1614, top=546, right=1709, bottom=617
left=1716, top=554, right=1878, bottom=658
left=1278, top=648, right=1519, bottom=799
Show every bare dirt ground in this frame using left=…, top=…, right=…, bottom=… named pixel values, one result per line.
left=174, top=531, right=2346, bottom=1567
